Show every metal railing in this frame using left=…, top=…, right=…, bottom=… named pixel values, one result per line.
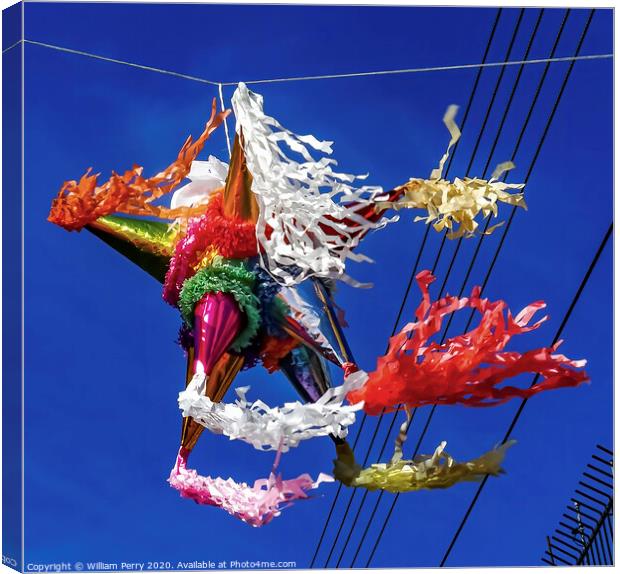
left=543, top=445, right=613, bottom=566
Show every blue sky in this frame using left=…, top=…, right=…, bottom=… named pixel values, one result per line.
left=20, top=3, right=612, bottom=569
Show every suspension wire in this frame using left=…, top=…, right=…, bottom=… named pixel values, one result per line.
left=440, top=221, right=611, bottom=567
left=218, top=83, right=233, bottom=158
left=226, top=54, right=610, bottom=85
left=20, top=39, right=610, bottom=86
left=366, top=9, right=599, bottom=568
left=2, top=39, right=22, bottom=54
left=310, top=8, right=505, bottom=568
left=330, top=8, right=539, bottom=568
left=23, top=39, right=221, bottom=85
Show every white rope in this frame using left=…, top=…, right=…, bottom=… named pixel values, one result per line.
left=226, top=53, right=613, bottom=85
left=22, top=39, right=611, bottom=86
left=2, top=39, right=22, bottom=54
left=23, top=40, right=221, bottom=85
left=218, top=83, right=233, bottom=158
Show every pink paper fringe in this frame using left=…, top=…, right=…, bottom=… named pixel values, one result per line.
left=168, top=448, right=332, bottom=527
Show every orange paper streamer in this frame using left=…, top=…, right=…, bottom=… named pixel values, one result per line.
left=348, top=271, right=589, bottom=414
left=48, top=100, right=230, bottom=231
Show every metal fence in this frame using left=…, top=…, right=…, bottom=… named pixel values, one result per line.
left=542, top=445, right=613, bottom=566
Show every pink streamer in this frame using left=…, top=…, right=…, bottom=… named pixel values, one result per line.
left=168, top=447, right=333, bottom=527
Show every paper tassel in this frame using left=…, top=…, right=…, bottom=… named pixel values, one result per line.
left=334, top=410, right=513, bottom=492
left=231, top=82, right=396, bottom=288
left=48, top=100, right=229, bottom=231
left=178, top=372, right=364, bottom=452
left=169, top=447, right=332, bottom=527
left=347, top=270, right=588, bottom=414
left=378, top=105, right=526, bottom=239
left=334, top=439, right=513, bottom=492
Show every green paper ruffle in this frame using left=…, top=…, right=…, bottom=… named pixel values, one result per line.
left=179, top=259, right=261, bottom=351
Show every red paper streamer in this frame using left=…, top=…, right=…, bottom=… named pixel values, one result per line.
left=347, top=270, right=588, bottom=414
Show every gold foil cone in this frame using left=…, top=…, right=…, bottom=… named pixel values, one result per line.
left=180, top=349, right=246, bottom=451
left=222, top=132, right=259, bottom=222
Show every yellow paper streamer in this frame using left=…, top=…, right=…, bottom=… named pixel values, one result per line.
left=379, top=106, right=526, bottom=239
left=334, top=412, right=515, bottom=492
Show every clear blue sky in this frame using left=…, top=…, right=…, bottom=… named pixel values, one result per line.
left=21, top=3, right=612, bottom=569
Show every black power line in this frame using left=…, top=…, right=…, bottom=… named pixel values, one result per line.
left=322, top=8, right=518, bottom=568
left=364, top=9, right=574, bottom=545
left=440, top=221, right=612, bottom=566
left=362, top=8, right=597, bottom=567
left=380, top=9, right=580, bottom=504
left=345, top=7, right=557, bottom=566
left=333, top=8, right=548, bottom=568
left=308, top=7, right=504, bottom=568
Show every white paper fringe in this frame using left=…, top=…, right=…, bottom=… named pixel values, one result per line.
left=178, top=372, right=365, bottom=452
left=231, top=82, right=396, bottom=288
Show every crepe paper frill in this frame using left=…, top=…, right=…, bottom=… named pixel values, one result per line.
left=333, top=407, right=514, bottom=492
left=178, top=372, right=364, bottom=452
left=333, top=439, right=514, bottom=492
left=178, top=258, right=261, bottom=352
left=48, top=100, right=229, bottom=231
left=169, top=447, right=333, bottom=527
left=164, top=191, right=259, bottom=306
left=232, top=82, right=397, bottom=288
left=377, top=105, right=526, bottom=239
left=347, top=270, right=588, bottom=415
